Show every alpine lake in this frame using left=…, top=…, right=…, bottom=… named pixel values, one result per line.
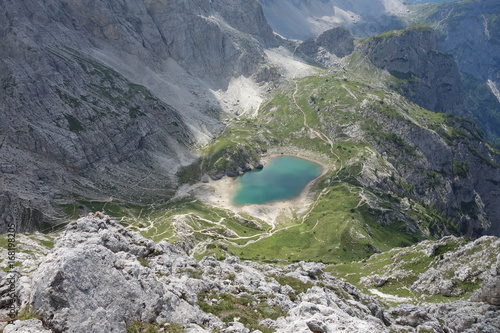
left=232, top=156, right=323, bottom=205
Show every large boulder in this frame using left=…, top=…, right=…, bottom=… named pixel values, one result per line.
left=29, top=213, right=210, bottom=333
left=471, top=254, right=500, bottom=305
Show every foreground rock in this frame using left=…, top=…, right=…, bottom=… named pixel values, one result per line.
left=1, top=214, right=499, bottom=332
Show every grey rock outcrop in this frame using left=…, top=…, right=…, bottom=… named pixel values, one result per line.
left=0, top=192, right=52, bottom=233
left=297, top=26, right=355, bottom=66
left=388, top=301, right=500, bottom=333
left=321, top=87, right=500, bottom=236
left=471, top=253, right=500, bottom=306
left=360, top=236, right=500, bottom=298
left=29, top=214, right=214, bottom=332
left=3, top=319, right=52, bottom=333
left=421, top=0, right=500, bottom=86
left=412, top=0, right=500, bottom=144
left=359, top=25, right=468, bottom=118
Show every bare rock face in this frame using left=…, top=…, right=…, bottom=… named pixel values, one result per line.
left=359, top=25, right=468, bottom=118
left=476, top=276, right=500, bottom=306
left=471, top=254, right=500, bottom=306
left=416, top=0, right=500, bottom=144
left=3, top=319, right=52, bottom=333
left=0, top=0, right=278, bottom=231
left=24, top=214, right=390, bottom=332
left=0, top=192, right=52, bottom=233
left=297, top=26, right=355, bottom=66
left=387, top=301, right=500, bottom=333
left=29, top=214, right=213, bottom=332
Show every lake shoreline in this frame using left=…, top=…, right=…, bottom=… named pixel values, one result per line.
left=175, top=149, right=331, bottom=226
left=233, top=154, right=325, bottom=205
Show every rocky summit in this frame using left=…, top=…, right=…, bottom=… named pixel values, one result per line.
left=1, top=214, right=499, bottom=333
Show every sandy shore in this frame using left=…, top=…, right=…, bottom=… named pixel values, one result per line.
left=174, top=151, right=332, bottom=226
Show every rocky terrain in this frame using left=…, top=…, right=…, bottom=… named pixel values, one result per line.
left=296, top=26, right=355, bottom=67
left=408, top=0, right=500, bottom=145
left=197, top=38, right=500, bottom=243
left=1, top=214, right=498, bottom=332
left=259, top=0, right=500, bottom=145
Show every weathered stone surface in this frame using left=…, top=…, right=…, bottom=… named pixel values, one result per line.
left=347, top=99, right=500, bottom=236
left=359, top=25, right=468, bottom=118
left=297, top=26, right=355, bottom=66
left=3, top=319, right=52, bottom=333
left=29, top=214, right=213, bottom=333
left=0, top=214, right=496, bottom=333
left=471, top=253, right=500, bottom=306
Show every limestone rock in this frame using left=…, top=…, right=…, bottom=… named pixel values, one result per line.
left=359, top=25, right=468, bottom=118
left=29, top=214, right=213, bottom=333
left=297, top=27, right=355, bottom=66
left=4, top=214, right=495, bottom=333
left=3, top=319, right=52, bottom=333
left=471, top=253, right=500, bottom=305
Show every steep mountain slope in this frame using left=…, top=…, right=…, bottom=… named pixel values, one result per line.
left=130, top=46, right=500, bottom=267
left=0, top=0, right=278, bottom=232
left=1, top=4, right=499, bottom=333
left=258, top=0, right=408, bottom=39
left=405, top=0, right=500, bottom=145
left=257, top=0, right=500, bottom=146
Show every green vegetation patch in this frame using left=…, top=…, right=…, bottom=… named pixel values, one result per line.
left=229, top=183, right=424, bottom=263
left=198, top=291, right=284, bottom=333
left=361, top=24, right=433, bottom=44
left=127, top=321, right=185, bottom=333
left=64, top=114, right=84, bottom=132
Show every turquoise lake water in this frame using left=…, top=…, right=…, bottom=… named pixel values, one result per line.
left=232, top=156, right=323, bottom=205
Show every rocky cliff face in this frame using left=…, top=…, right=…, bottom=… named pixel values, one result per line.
left=0, top=0, right=278, bottom=232
left=2, top=214, right=499, bottom=332
left=353, top=102, right=500, bottom=237
left=297, top=26, right=355, bottom=66
left=258, top=0, right=407, bottom=39
left=358, top=25, right=467, bottom=118
left=415, top=0, right=500, bottom=87
left=408, top=0, right=500, bottom=145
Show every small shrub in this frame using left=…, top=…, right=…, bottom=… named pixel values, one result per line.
left=138, top=257, right=149, bottom=267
